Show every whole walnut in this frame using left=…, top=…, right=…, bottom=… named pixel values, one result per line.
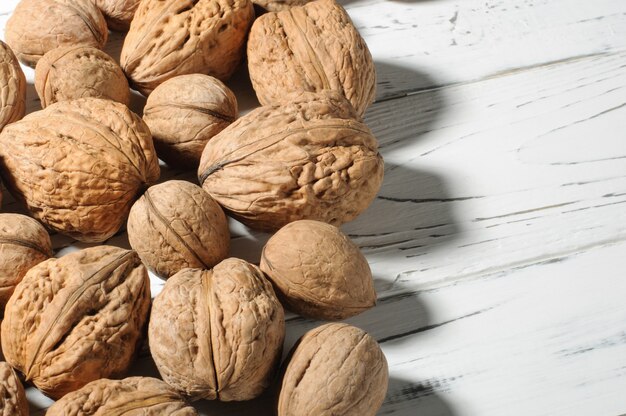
left=260, top=220, right=375, bottom=320
left=1, top=246, right=151, bottom=399
left=5, top=0, right=108, bottom=67
left=127, top=180, right=230, bottom=279
left=121, top=0, right=255, bottom=96
left=143, top=74, right=238, bottom=168
left=0, top=362, right=28, bottom=416
left=277, top=323, right=388, bottom=416
left=95, top=0, right=141, bottom=31
left=253, top=0, right=312, bottom=12
left=35, top=46, right=131, bottom=108
left=197, top=90, right=384, bottom=231
left=0, top=41, right=26, bottom=131
left=248, top=0, right=376, bottom=117
left=0, top=98, right=160, bottom=242
left=149, top=258, right=285, bottom=401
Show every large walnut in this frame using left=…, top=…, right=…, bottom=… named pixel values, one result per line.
left=149, top=259, right=285, bottom=401
left=95, top=0, right=141, bottom=31
left=248, top=0, right=376, bottom=117
left=0, top=362, right=28, bottom=416
left=121, top=0, right=255, bottom=96
left=0, top=41, right=26, bottom=131
left=0, top=98, right=160, bottom=242
left=1, top=246, right=151, bottom=399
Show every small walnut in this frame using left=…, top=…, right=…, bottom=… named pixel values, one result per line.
left=0, top=362, right=28, bottom=416
left=0, top=41, right=26, bottom=131
left=253, top=0, right=312, bottom=12
left=143, top=74, right=238, bottom=168
left=35, top=46, right=131, bottom=108
left=278, top=323, right=388, bottom=416
left=1, top=246, right=151, bottom=399
left=5, top=0, right=108, bottom=67
left=149, top=258, right=285, bottom=401
left=95, top=0, right=141, bottom=31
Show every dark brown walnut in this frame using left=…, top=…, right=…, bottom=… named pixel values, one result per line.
left=253, top=0, right=312, bottom=12
left=120, top=0, right=255, bottom=96
left=1, top=246, right=151, bottom=399
left=0, top=362, right=28, bottom=416
left=278, top=323, right=388, bottom=416
left=248, top=0, right=376, bottom=117
left=4, top=0, right=108, bottom=67
left=0, top=41, right=26, bottom=131
left=143, top=74, right=238, bottom=168
left=149, top=259, right=285, bottom=401
left=0, top=98, right=160, bottom=243
left=197, top=90, right=384, bottom=231
left=95, top=0, right=141, bottom=31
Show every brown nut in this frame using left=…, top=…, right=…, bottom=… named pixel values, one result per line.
left=0, top=41, right=26, bottom=131
left=95, top=0, right=141, bottom=31
left=278, top=323, right=388, bottom=416
left=0, top=98, right=160, bottom=243
left=143, top=74, right=238, bottom=168
left=248, top=0, right=375, bottom=117
left=0, top=362, right=28, bottom=416
left=253, top=0, right=312, bottom=12
left=149, top=259, right=285, bottom=401
left=121, top=0, right=255, bottom=96
left=5, top=0, right=108, bottom=67
left=35, top=46, right=131, bottom=108
left=1, top=246, right=151, bottom=399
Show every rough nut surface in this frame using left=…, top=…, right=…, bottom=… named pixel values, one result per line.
left=121, top=0, right=255, bottom=96
left=127, top=180, right=230, bottom=279
left=35, top=46, right=131, bottom=108
left=253, top=0, right=312, bottom=12
left=95, top=0, right=141, bottom=31
left=5, top=0, right=108, bottom=67
left=0, top=41, right=26, bottom=131
left=1, top=246, right=151, bottom=399
left=278, top=323, right=388, bottom=416
left=0, top=98, right=160, bottom=242
left=260, top=220, right=375, bottom=320
left=149, top=258, right=285, bottom=401
left=197, top=90, right=384, bottom=231
left=143, top=74, right=238, bottom=168
left=248, top=0, right=376, bottom=117
left=0, top=362, right=28, bottom=416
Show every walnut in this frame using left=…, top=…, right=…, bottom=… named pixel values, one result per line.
left=247, top=0, right=376, bottom=117
left=95, top=0, right=141, bottom=31
left=197, top=90, right=384, bottom=231
left=0, top=362, right=28, bottom=416
left=253, top=0, right=312, bottom=12
left=0, top=41, right=26, bottom=131
left=35, top=46, right=131, bottom=108
left=278, top=323, right=388, bottom=416
left=1, top=246, right=151, bottom=399
left=149, top=258, right=285, bottom=401
left=143, top=74, right=238, bottom=169
left=0, top=98, right=160, bottom=243
left=121, top=0, right=255, bottom=96
left=5, top=0, right=108, bottom=67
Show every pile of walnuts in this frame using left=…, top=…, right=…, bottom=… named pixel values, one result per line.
left=0, top=0, right=389, bottom=414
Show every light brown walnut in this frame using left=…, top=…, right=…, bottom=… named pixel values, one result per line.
left=0, top=362, right=28, bottom=416
left=0, top=41, right=26, bottom=131
left=95, top=0, right=141, bottom=31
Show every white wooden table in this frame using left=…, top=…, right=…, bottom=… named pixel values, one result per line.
left=2, top=0, right=626, bottom=415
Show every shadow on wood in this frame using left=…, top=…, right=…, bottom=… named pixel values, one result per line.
left=383, top=376, right=457, bottom=416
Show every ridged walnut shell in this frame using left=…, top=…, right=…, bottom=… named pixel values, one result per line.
left=35, top=46, right=131, bottom=108
left=0, top=98, right=160, bottom=243
left=149, top=259, right=285, bottom=401
left=253, top=0, right=312, bottom=12
left=260, top=220, right=375, bottom=320
left=1, top=246, right=151, bottom=399
left=248, top=0, right=376, bottom=117
left=0, top=362, right=28, bottom=416
left=95, top=0, right=141, bottom=31
left=0, top=41, right=26, bottom=131
left=47, top=377, right=198, bottom=415
left=127, top=180, right=230, bottom=279
left=278, top=323, right=388, bottom=416
left=143, top=74, right=238, bottom=168
left=5, top=0, right=108, bottom=67
left=121, top=0, right=255, bottom=96
left=197, top=90, right=384, bottom=231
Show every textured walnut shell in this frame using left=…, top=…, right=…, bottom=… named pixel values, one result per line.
left=5, top=0, right=108, bottom=67
left=197, top=90, right=384, bottom=231
left=248, top=0, right=375, bottom=117
left=260, top=220, right=375, bottom=320
left=121, top=0, right=255, bottom=96
left=0, top=98, right=160, bottom=242
left=149, top=259, right=285, bottom=401
left=253, top=0, right=312, bottom=12
left=35, top=46, right=131, bottom=108
left=0, top=41, right=26, bottom=131
left=0, top=362, right=28, bottom=416
left=95, top=0, right=141, bottom=31
left=127, top=180, right=230, bottom=279
left=278, top=323, right=388, bottom=416
left=1, top=246, right=151, bottom=399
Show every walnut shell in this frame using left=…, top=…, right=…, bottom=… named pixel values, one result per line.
left=35, top=46, right=131, bottom=108
left=1, top=246, right=151, bottom=399
left=127, top=180, right=230, bottom=279
left=121, top=0, right=255, bottom=96
left=95, top=0, right=141, bottom=31
left=248, top=0, right=375, bottom=117
left=197, top=90, right=384, bottom=231
left=5, top=0, right=108, bottom=67
left=278, top=323, right=388, bottom=416
left=143, top=74, right=238, bottom=168
left=0, top=362, right=28, bottom=416
left=0, top=98, right=160, bottom=243
left=149, top=258, right=285, bottom=401
left=0, top=41, right=26, bottom=131
left=253, top=0, right=312, bottom=12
